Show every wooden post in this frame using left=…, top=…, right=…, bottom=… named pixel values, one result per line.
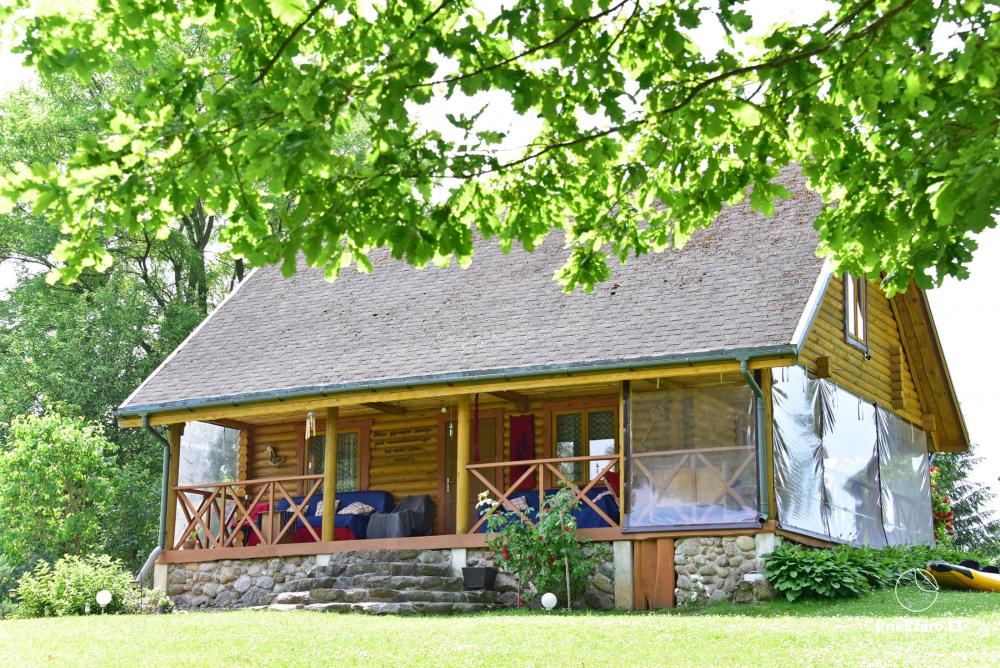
left=164, top=423, right=184, bottom=550
left=455, top=395, right=472, bottom=533
left=322, top=407, right=339, bottom=541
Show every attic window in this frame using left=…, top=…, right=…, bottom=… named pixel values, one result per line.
left=844, top=275, right=868, bottom=352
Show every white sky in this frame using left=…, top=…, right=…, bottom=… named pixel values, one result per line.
left=1, top=4, right=998, bottom=511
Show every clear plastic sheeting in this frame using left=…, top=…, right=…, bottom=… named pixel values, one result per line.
left=771, top=366, right=933, bottom=546
left=820, top=384, right=884, bottom=547
left=179, top=422, right=239, bottom=485
left=877, top=408, right=933, bottom=546
left=626, top=374, right=759, bottom=529
left=175, top=422, right=239, bottom=539
left=770, top=368, right=827, bottom=537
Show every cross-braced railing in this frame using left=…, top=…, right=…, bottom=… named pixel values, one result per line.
left=173, top=474, right=323, bottom=550
left=466, top=454, right=622, bottom=533
left=630, top=446, right=755, bottom=524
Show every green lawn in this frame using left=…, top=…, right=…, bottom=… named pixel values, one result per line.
left=1, top=590, right=998, bottom=667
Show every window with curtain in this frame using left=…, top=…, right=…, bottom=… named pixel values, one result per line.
left=554, top=408, right=616, bottom=483
left=307, top=431, right=361, bottom=492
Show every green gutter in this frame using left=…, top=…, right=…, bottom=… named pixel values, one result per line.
left=143, top=415, right=171, bottom=551
left=739, top=359, right=770, bottom=522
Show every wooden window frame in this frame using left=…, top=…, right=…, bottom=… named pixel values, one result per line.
left=297, top=418, right=371, bottom=491
left=542, top=396, right=619, bottom=486
left=843, top=275, right=869, bottom=353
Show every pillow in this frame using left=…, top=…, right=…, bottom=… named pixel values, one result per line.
left=604, top=471, right=621, bottom=495
left=314, top=499, right=340, bottom=517
left=501, top=496, right=530, bottom=513
left=593, top=490, right=615, bottom=503
left=339, top=501, right=376, bottom=516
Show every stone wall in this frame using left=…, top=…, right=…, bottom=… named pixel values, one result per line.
left=167, top=546, right=616, bottom=611
left=167, top=556, right=316, bottom=609
left=673, top=535, right=775, bottom=606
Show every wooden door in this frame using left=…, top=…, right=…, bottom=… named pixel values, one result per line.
left=439, top=411, right=502, bottom=534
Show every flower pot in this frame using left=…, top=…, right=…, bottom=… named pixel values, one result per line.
left=462, top=566, right=498, bottom=590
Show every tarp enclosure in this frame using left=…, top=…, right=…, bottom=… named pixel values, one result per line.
left=771, top=366, right=933, bottom=546
left=625, top=374, right=759, bottom=530
left=174, top=422, right=240, bottom=539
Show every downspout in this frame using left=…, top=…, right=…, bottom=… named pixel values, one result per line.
left=739, top=359, right=770, bottom=523
left=143, top=415, right=171, bottom=550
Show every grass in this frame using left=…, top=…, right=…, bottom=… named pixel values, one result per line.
left=1, top=590, right=998, bottom=667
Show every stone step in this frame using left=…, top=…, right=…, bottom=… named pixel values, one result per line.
left=272, top=586, right=499, bottom=608
left=285, top=573, right=465, bottom=593
left=315, top=561, right=452, bottom=578
left=299, top=600, right=490, bottom=615
left=324, top=549, right=451, bottom=566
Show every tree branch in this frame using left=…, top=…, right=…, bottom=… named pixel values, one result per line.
left=410, top=0, right=634, bottom=88
left=253, top=0, right=332, bottom=84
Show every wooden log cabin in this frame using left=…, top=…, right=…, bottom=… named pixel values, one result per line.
left=119, top=170, right=968, bottom=610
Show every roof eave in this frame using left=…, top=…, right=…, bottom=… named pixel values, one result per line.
left=117, top=344, right=798, bottom=419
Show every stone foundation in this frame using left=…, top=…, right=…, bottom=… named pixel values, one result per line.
left=673, top=535, right=776, bottom=605
left=167, top=546, right=615, bottom=611
left=168, top=556, right=316, bottom=609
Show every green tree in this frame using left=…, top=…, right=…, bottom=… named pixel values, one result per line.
left=0, top=47, right=250, bottom=568
left=0, top=413, right=114, bottom=563
left=0, top=1, right=996, bottom=293
left=932, top=446, right=1000, bottom=549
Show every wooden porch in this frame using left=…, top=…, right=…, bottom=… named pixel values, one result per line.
left=153, top=362, right=782, bottom=566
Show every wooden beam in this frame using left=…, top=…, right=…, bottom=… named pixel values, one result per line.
left=361, top=401, right=407, bottom=415
left=119, top=357, right=796, bottom=428
left=164, top=423, right=184, bottom=551
left=814, top=356, right=832, bottom=379
left=322, top=407, right=338, bottom=542
left=209, top=418, right=255, bottom=431
left=923, top=412, right=937, bottom=434
left=488, top=391, right=531, bottom=412
left=455, top=395, right=471, bottom=533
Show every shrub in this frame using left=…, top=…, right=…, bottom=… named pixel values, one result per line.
left=0, top=553, right=17, bottom=603
left=765, top=542, right=997, bottom=601
left=765, top=544, right=871, bottom=601
left=481, top=487, right=607, bottom=607
left=14, top=554, right=135, bottom=617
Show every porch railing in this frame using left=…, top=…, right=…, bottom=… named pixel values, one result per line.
left=629, top=445, right=756, bottom=525
left=466, top=454, right=622, bottom=533
left=173, top=474, right=323, bottom=551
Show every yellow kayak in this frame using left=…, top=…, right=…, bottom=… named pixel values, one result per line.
left=926, top=561, right=1000, bottom=592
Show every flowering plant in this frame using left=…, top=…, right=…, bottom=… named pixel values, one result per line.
left=478, top=487, right=604, bottom=608
left=930, top=466, right=956, bottom=544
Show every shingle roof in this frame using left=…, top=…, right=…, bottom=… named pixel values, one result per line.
left=120, top=169, right=826, bottom=415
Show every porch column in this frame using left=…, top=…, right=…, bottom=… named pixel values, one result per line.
left=454, top=395, right=472, bottom=533
left=322, top=407, right=339, bottom=541
left=163, top=423, right=184, bottom=550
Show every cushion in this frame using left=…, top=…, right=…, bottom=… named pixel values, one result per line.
left=314, top=499, right=340, bottom=517
left=339, top=501, right=376, bottom=516
left=501, top=496, right=530, bottom=513
left=593, top=490, right=615, bottom=503
left=604, top=471, right=621, bottom=495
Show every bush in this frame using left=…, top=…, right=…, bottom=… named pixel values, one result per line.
left=14, top=554, right=135, bottom=617
left=0, top=553, right=17, bottom=603
left=765, top=542, right=997, bottom=601
left=765, top=544, right=871, bottom=601
left=481, top=487, right=607, bottom=607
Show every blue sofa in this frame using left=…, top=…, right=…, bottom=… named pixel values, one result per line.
left=273, top=490, right=394, bottom=540
left=476, top=487, right=619, bottom=531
